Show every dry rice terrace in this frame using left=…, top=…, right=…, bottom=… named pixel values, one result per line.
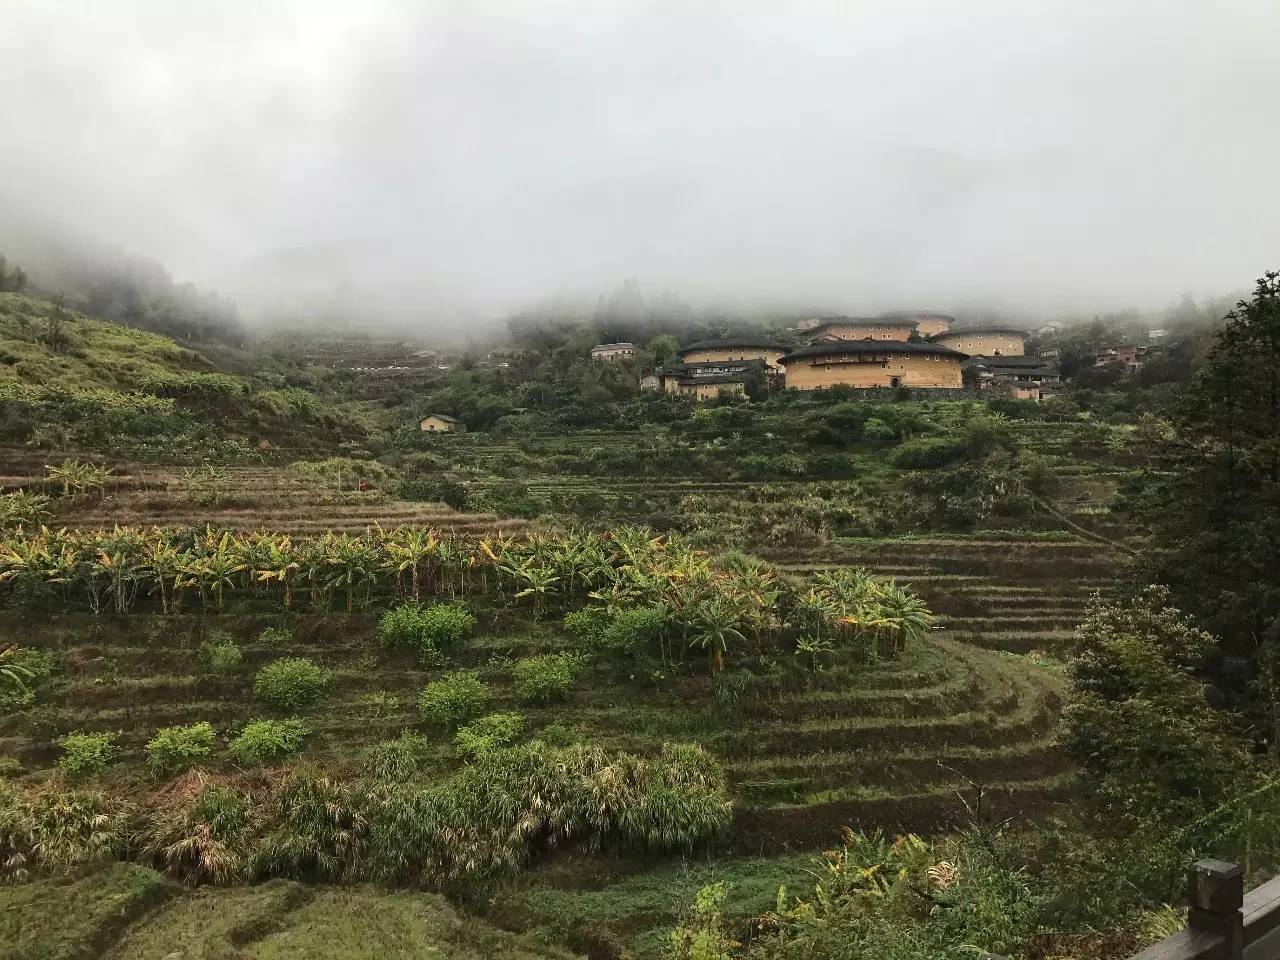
left=0, top=451, right=528, bottom=537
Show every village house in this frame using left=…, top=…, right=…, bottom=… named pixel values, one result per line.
left=677, top=337, right=791, bottom=373
left=779, top=340, right=966, bottom=390
left=931, top=325, right=1028, bottom=357
left=966, top=355, right=1060, bottom=400
left=419, top=413, right=464, bottom=433
left=1094, top=344, right=1149, bottom=372
left=654, top=359, right=765, bottom=399
left=590, top=342, right=636, bottom=362
left=878, top=310, right=955, bottom=338
left=806, top=317, right=916, bottom=342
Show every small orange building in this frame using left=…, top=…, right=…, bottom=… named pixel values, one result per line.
left=780, top=340, right=966, bottom=390
left=931, top=326, right=1028, bottom=357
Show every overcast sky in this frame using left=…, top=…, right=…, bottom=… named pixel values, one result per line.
left=3, top=1, right=1278, bottom=323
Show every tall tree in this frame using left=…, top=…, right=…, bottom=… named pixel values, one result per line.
left=1142, top=272, right=1280, bottom=725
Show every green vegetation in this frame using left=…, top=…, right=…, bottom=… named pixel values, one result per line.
left=511, top=654, right=580, bottom=703
left=419, top=672, right=491, bottom=728
left=57, top=730, right=117, bottom=777
left=2, top=272, right=1279, bottom=959
left=145, top=722, right=216, bottom=775
left=253, top=658, right=331, bottom=711
left=228, top=718, right=312, bottom=766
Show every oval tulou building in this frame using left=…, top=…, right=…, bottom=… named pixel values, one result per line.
left=779, top=339, right=967, bottom=390
left=677, top=337, right=791, bottom=372
left=931, top=325, right=1028, bottom=357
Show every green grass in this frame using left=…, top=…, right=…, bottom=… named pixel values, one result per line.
left=0, top=862, right=175, bottom=960
left=103, top=883, right=578, bottom=960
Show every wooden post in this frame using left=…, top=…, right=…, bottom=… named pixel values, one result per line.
left=1188, top=859, right=1243, bottom=960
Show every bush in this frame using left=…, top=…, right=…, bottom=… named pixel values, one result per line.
left=454, top=712, right=525, bottom=760
left=511, top=655, right=579, bottom=704
left=601, top=605, right=670, bottom=656
left=889, top=436, right=967, bottom=469
left=362, top=731, right=434, bottom=781
left=563, top=606, right=611, bottom=648
left=418, top=673, right=491, bottom=728
left=57, top=731, right=116, bottom=777
left=397, top=474, right=469, bottom=510
left=257, top=626, right=292, bottom=646
left=0, top=647, right=56, bottom=709
left=227, top=718, right=310, bottom=766
left=379, top=602, right=476, bottom=663
left=199, top=633, right=242, bottom=674
left=253, top=658, right=331, bottom=711
left=146, top=722, right=216, bottom=776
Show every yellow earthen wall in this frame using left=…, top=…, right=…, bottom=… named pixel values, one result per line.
left=679, top=347, right=786, bottom=371
left=934, top=333, right=1025, bottom=356
left=912, top=318, right=952, bottom=337
left=809, top=323, right=912, bottom=342
left=783, top=354, right=963, bottom=389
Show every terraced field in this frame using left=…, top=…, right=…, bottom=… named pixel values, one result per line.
left=2, top=458, right=529, bottom=536
left=766, top=535, right=1120, bottom=658
left=2, top=603, right=1067, bottom=853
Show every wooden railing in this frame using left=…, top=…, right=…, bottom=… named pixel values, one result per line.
left=984, top=859, right=1280, bottom=960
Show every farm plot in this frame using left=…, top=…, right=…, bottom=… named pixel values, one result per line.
left=1, top=607, right=1067, bottom=854
left=765, top=535, right=1119, bottom=657
left=15, top=464, right=530, bottom=537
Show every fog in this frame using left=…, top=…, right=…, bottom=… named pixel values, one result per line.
left=3, top=1, right=1278, bottom=326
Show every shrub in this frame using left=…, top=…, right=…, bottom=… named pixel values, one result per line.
left=418, top=673, right=490, bottom=728
left=253, top=658, right=330, bottom=711
left=889, top=436, right=967, bottom=469
left=141, top=783, right=251, bottom=882
left=0, top=647, right=56, bottom=709
left=145, top=722, right=216, bottom=776
left=252, top=772, right=367, bottom=882
left=199, top=633, right=242, bottom=673
left=56, top=731, right=116, bottom=777
left=379, top=602, right=476, bottom=663
left=257, top=626, right=292, bottom=646
left=454, top=712, right=525, bottom=760
left=511, top=655, right=579, bottom=704
left=397, top=474, right=469, bottom=510
left=862, top=417, right=898, bottom=445
left=563, top=606, right=611, bottom=648
left=601, top=605, right=670, bottom=656
left=227, top=718, right=310, bottom=766
left=362, top=731, right=434, bottom=781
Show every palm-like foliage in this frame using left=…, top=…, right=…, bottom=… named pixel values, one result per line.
left=0, top=527, right=931, bottom=672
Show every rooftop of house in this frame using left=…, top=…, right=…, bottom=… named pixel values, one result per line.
left=659, top=359, right=768, bottom=375
left=679, top=337, right=792, bottom=353
left=967, top=354, right=1056, bottom=368
left=591, top=342, right=636, bottom=351
left=877, top=310, right=956, bottom=321
left=780, top=339, right=968, bottom=363
left=932, top=325, right=1029, bottom=339
left=808, top=316, right=917, bottom=332
left=422, top=413, right=459, bottom=423
left=673, top=373, right=751, bottom=386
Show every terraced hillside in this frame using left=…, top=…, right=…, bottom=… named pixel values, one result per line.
left=1, top=608, right=1066, bottom=851
left=766, top=535, right=1121, bottom=657
left=0, top=457, right=529, bottom=537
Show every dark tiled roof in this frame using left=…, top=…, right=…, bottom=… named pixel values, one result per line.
left=932, top=326, right=1028, bottom=339
left=675, top=374, right=750, bottom=386
left=809, top=316, right=916, bottom=332
left=968, top=355, right=1055, bottom=368
left=592, top=342, right=636, bottom=350
left=424, top=413, right=459, bottom=423
left=679, top=337, right=791, bottom=352
left=780, top=339, right=968, bottom=363
left=877, top=310, right=956, bottom=321
left=659, top=359, right=767, bottom=375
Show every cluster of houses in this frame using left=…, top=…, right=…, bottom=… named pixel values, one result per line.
left=598, top=311, right=1061, bottom=401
